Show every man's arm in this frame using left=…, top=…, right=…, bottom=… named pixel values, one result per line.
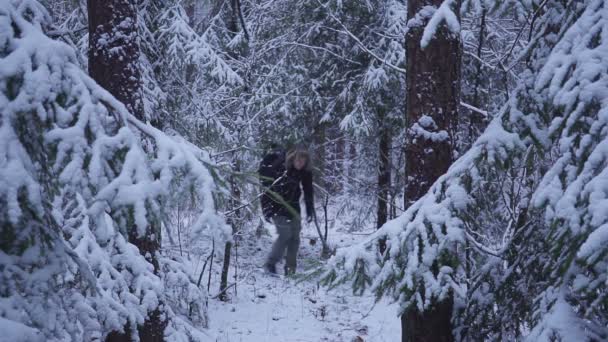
left=258, top=153, right=277, bottom=186
left=258, top=153, right=279, bottom=220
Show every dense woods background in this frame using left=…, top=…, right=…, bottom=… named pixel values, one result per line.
left=1, top=0, right=607, bottom=341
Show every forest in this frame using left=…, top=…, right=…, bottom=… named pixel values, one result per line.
left=0, top=0, right=607, bottom=341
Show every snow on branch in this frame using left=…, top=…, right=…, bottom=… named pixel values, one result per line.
left=420, top=0, right=460, bottom=49
left=324, top=115, right=527, bottom=311
left=157, top=5, right=243, bottom=86
left=324, top=1, right=608, bottom=339
left=317, top=0, right=406, bottom=74
left=0, top=0, right=229, bottom=339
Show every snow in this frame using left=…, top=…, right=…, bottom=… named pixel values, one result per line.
left=2, top=0, right=608, bottom=340
left=527, top=292, right=590, bottom=342
left=364, top=66, right=388, bottom=90
left=210, top=281, right=398, bottom=342
left=0, top=1, right=229, bottom=340
left=531, top=0, right=608, bottom=289
left=206, top=222, right=400, bottom=342
left=325, top=1, right=608, bottom=339
left=420, top=0, right=460, bottom=49
left=157, top=5, right=242, bottom=87
left=409, top=115, right=450, bottom=142
left=0, top=317, right=45, bottom=342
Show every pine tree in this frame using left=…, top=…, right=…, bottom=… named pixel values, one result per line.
left=0, top=1, right=229, bottom=340
left=88, top=1, right=165, bottom=339
left=323, top=1, right=608, bottom=340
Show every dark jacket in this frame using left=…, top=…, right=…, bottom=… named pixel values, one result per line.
left=259, top=148, right=314, bottom=220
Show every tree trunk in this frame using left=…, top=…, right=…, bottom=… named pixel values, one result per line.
left=402, top=0, right=461, bottom=340
left=313, top=121, right=327, bottom=190
left=88, top=1, right=165, bottom=341
left=219, top=241, right=232, bottom=301
left=88, top=0, right=144, bottom=121
left=377, top=124, right=391, bottom=230
left=219, top=157, right=241, bottom=301
left=402, top=296, right=454, bottom=342
left=404, top=0, right=460, bottom=208
left=377, top=114, right=391, bottom=254
left=334, top=132, right=345, bottom=193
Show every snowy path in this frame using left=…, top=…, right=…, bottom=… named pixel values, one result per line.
left=205, top=222, right=400, bottom=342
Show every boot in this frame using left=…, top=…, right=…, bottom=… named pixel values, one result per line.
left=284, top=265, right=295, bottom=276
left=264, top=263, right=277, bottom=274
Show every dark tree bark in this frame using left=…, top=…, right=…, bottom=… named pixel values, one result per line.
left=88, top=0, right=144, bottom=121
left=334, top=133, right=345, bottom=193
left=377, top=124, right=391, bottom=230
left=88, top=1, right=165, bottom=341
left=404, top=1, right=460, bottom=208
left=219, top=157, right=241, bottom=301
left=471, top=8, right=486, bottom=111
left=377, top=112, right=392, bottom=254
left=402, top=0, right=461, bottom=341
left=313, top=121, right=327, bottom=190
left=219, top=241, right=233, bottom=301
left=402, top=296, right=455, bottom=342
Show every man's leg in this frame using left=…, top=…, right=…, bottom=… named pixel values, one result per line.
left=284, top=218, right=301, bottom=275
left=266, top=216, right=292, bottom=272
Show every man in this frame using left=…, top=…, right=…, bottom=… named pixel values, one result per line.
left=259, top=145, right=314, bottom=275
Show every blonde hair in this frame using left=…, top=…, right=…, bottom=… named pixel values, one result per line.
left=286, top=147, right=312, bottom=171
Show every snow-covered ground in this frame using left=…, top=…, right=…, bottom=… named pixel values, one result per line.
left=203, top=221, right=400, bottom=342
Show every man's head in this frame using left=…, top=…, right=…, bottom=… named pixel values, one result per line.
left=286, top=146, right=311, bottom=171
left=293, top=155, right=307, bottom=170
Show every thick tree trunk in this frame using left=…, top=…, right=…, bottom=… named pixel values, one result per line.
left=404, top=1, right=460, bottom=207
left=88, top=1, right=165, bottom=341
left=402, top=0, right=461, bottom=340
left=402, top=296, right=455, bottom=342
left=88, top=0, right=144, bottom=121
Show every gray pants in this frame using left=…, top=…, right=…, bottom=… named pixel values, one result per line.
left=267, top=216, right=301, bottom=270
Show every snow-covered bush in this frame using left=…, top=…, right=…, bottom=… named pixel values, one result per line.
left=0, top=0, right=229, bottom=340
left=323, top=1, right=608, bottom=340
